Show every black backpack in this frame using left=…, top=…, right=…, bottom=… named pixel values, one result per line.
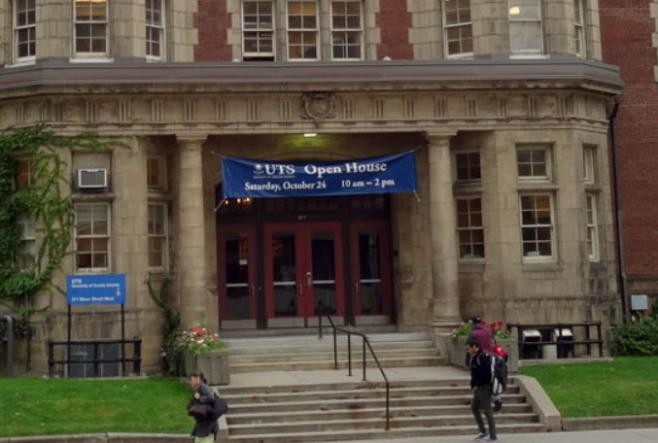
left=489, top=354, right=508, bottom=396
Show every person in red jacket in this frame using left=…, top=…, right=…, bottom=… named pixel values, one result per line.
left=469, top=316, right=493, bottom=354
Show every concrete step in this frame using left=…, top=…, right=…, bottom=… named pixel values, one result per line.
left=230, top=356, right=445, bottom=372
left=220, top=324, right=399, bottom=338
left=226, top=393, right=528, bottom=414
left=228, top=403, right=535, bottom=424
left=227, top=423, right=547, bottom=442
left=230, top=347, right=437, bottom=362
left=228, top=413, right=539, bottom=435
left=228, top=342, right=436, bottom=356
left=224, top=332, right=432, bottom=346
left=223, top=385, right=521, bottom=404
left=218, top=379, right=473, bottom=395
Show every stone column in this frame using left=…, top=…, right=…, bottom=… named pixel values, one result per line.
left=427, top=134, right=462, bottom=330
left=176, top=136, right=208, bottom=328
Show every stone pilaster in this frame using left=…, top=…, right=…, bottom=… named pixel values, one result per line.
left=175, top=136, right=209, bottom=328
left=472, top=0, right=510, bottom=55
left=37, top=0, right=72, bottom=60
left=427, top=134, right=461, bottom=330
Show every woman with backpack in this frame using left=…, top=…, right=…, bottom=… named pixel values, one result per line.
left=188, top=372, right=219, bottom=443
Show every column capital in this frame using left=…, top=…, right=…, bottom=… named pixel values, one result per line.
left=424, top=131, right=457, bottom=146
left=176, top=134, right=208, bottom=149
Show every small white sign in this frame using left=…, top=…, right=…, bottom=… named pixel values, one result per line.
left=631, top=294, right=649, bottom=311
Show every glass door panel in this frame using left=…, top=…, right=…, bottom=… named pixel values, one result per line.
left=358, top=232, right=382, bottom=314
left=311, top=232, right=337, bottom=315
left=225, top=233, right=251, bottom=319
left=272, top=233, right=298, bottom=316
left=217, top=223, right=257, bottom=322
left=350, top=220, right=392, bottom=317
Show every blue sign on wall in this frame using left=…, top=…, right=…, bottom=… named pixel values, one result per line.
left=221, top=152, right=417, bottom=198
left=66, top=274, right=126, bottom=305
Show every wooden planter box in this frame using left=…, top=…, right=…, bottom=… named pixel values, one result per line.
left=184, top=350, right=230, bottom=385
left=447, top=336, right=519, bottom=373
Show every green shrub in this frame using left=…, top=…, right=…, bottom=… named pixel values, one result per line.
left=615, top=316, right=658, bottom=356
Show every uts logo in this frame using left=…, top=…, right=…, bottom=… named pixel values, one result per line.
left=254, top=163, right=296, bottom=176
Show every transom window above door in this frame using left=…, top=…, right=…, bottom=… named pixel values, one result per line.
left=241, top=0, right=365, bottom=62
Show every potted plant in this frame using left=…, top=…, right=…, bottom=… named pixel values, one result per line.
left=448, top=320, right=518, bottom=373
left=180, top=326, right=230, bottom=385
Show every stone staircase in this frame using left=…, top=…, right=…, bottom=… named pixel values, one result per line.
left=225, top=332, right=444, bottom=373
left=219, top=378, right=544, bottom=442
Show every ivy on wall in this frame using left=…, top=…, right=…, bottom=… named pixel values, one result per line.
left=0, top=125, right=110, bottom=307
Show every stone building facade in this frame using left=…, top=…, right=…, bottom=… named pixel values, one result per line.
left=1, top=0, right=622, bottom=374
left=599, top=1, right=658, bottom=315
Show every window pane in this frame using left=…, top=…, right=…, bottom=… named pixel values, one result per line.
left=508, top=0, right=541, bottom=20
left=509, top=22, right=542, bottom=53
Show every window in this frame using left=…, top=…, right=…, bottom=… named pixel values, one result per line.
left=146, top=0, right=165, bottom=59
left=74, top=0, right=109, bottom=56
left=14, top=0, right=36, bottom=62
left=583, top=145, right=596, bottom=184
left=444, top=0, right=472, bottom=57
left=457, top=197, right=484, bottom=259
left=147, top=156, right=167, bottom=190
left=574, top=0, right=586, bottom=58
left=16, top=214, right=36, bottom=270
left=455, top=151, right=481, bottom=181
left=508, top=0, right=543, bottom=55
left=15, top=158, right=32, bottom=188
left=520, top=194, right=554, bottom=259
left=148, top=203, right=168, bottom=269
left=586, top=193, right=599, bottom=262
left=331, top=0, right=363, bottom=60
left=75, top=203, right=110, bottom=271
left=517, top=145, right=551, bottom=180
left=287, top=0, right=319, bottom=60
left=243, top=0, right=275, bottom=60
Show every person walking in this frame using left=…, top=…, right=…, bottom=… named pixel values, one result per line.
left=469, top=316, right=493, bottom=354
left=466, top=336, right=497, bottom=442
left=188, top=372, right=218, bottom=443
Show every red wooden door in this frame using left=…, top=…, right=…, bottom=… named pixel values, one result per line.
left=349, top=220, right=392, bottom=317
left=264, top=222, right=345, bottom=322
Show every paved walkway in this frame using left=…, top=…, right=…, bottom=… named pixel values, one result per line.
left=331, top=428, right=658, bottom=443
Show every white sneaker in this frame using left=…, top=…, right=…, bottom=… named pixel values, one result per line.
left=474, top=433, right=488, bottom=441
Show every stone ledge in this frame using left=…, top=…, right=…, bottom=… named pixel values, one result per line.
left=520, top=356, right=613, bottom=367
left=2, top=434, right=190, bottom=443
left=516, top=374, right=562, bottom=432
left=562, top=415, right=658, bottom=431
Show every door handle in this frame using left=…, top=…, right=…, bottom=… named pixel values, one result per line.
left=306, top=271, right=313, bottom=287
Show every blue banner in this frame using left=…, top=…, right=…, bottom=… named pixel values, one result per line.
left=221, top=152, right=417, bottom=198
left=66, top=274, right=126, bottom=305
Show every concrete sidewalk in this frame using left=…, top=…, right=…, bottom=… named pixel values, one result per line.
left=330, top=428, right=658, bottom=443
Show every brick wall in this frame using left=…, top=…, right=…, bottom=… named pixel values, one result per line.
left=194, top=0, right=232, bottom=61
left=376, top=0, right=413, bottom=60
left=600, top=1, right=658, bottom=285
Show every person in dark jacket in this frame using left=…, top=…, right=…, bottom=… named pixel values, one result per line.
left=467, top=337, right=497, bottom=442
left=189, top=372, right=218, bottom=443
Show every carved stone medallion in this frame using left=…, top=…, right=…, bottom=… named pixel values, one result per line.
left=302, top=92, right=335, bottom=122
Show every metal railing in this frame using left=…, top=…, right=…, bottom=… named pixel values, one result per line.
left=318, top=312, right=390, bottom=431
left=507, top=322, right=603, bottom=359
left=48, top=338, right=142, bottom=378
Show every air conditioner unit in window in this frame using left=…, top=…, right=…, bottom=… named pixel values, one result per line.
left=77, top=168, right=107, bottom=189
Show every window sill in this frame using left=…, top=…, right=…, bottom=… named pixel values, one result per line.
left=453, top=182, right=482, bottom=194
left=446, top=53, right=474, bottom=60
left=522, top=261, right=561, bottom=272
left=74, top=268, right=110, bottom=274
left=6, top=58, right=36, bottom=68
left=72, top=192, right=115, bottom=202
left=509, top=54, right=549, bottom=60
left=459, top=261, right=485, bottom=273
left=69, top=57, right=114, bottom=64
left=148, top=190, right=171, bottom=201
left=517, top=182, right=558, bottom=191
left=585, top=183, right=602, bottom=192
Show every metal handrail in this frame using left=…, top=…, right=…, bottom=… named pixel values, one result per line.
left=318, top=312, right=390, bottom=431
